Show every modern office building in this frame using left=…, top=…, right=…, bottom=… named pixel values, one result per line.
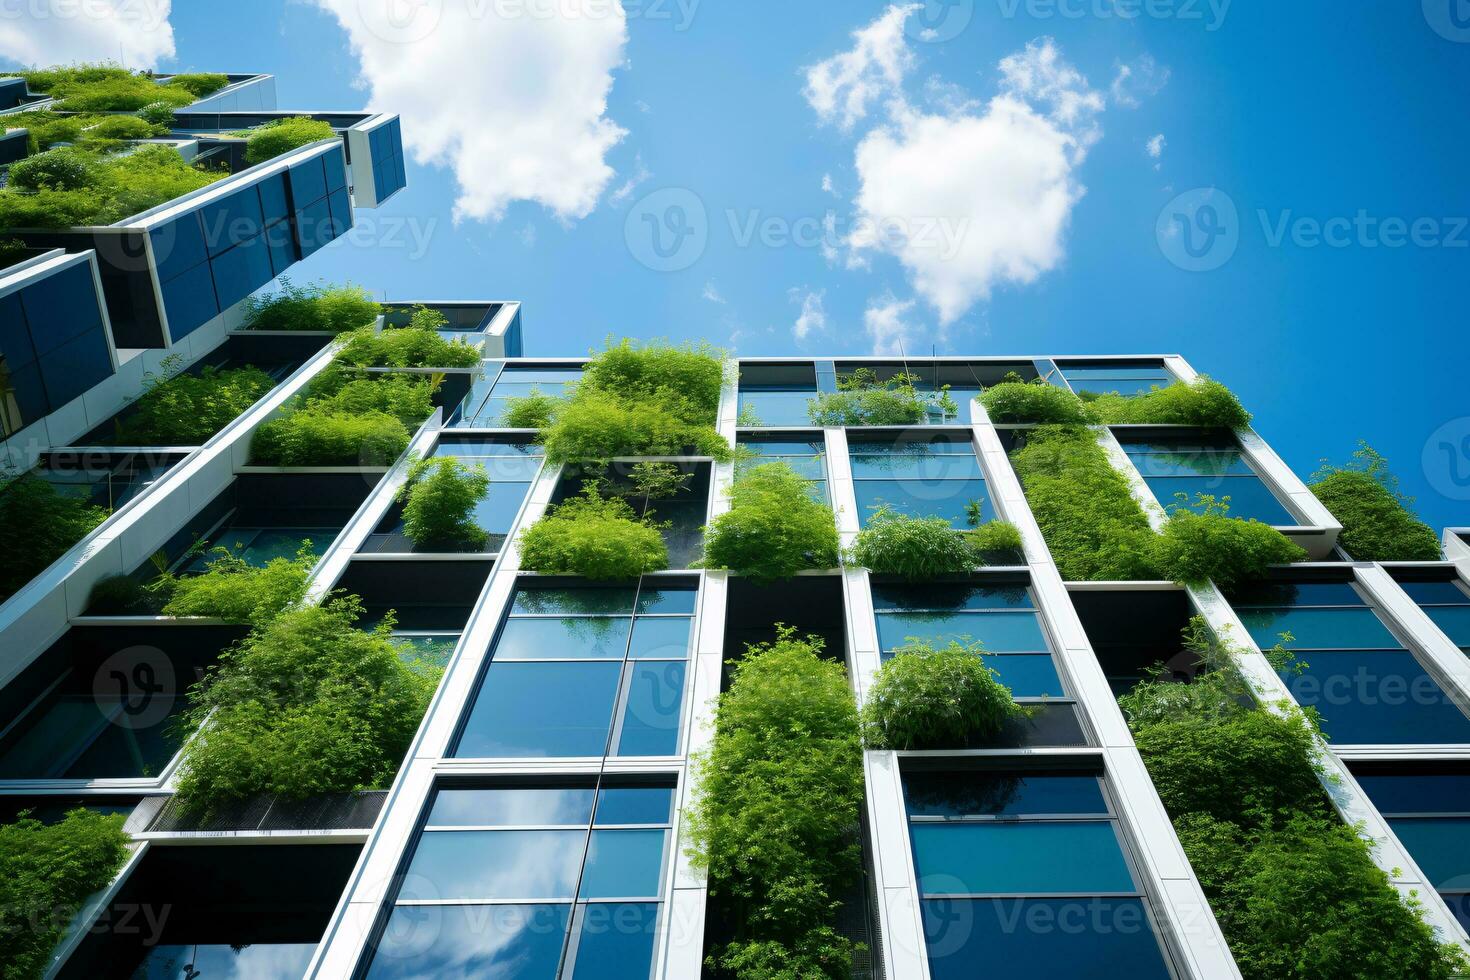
left=4, top=68, right=1470, bottom=980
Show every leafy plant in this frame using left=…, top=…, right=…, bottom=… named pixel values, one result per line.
left=1009, top=425, right=1162, bottom=580
left=242, top=116, right=336, bottom=165
left=501, top=389, right=558, bottom=429
left=335, top=312, right=481, bottom=369
left=806, top=368, right=949, bottom=426
left=0, top=474, right=109, bottom=601
left=966, top=517, right=1024, bottom=558
left=0, top=808, right=130, bottom=979
left=518, top=486, right=668, bottom=579
left=49, top=74, right=198, bottom=112
left=241, top=280, right=381, bottom=333
left=397, top=456, right=490, bottom=549
left=7, top=147, right=98, bottom=191
left=155, top=544, right=315, bottom=625
left=700, top=462, right=839, bottom=582
left=0, top=144, right=226, bottom=228
left=162, top=72, right=229, bottom=98
left=251, top=371, right=436, bottom=466
left=18, top=63, right=136, bottom=93
left=1152, top=494, right=1306, bottom=589
left=685, top=627, right=864, bottom=978
left=136, top=101, right=177, bottom=127
left=113, top=358, right=275, bottom=445
left=980, top=378, right=1095, bottom=424
left=845, top=506, right=977, bottom=579
left=861, top=640, right=1024, bottom=749
left=1087, top=376, right=1252, bottom=429
left=172, top=596, right=442, bottom=812
left=1311, top=443, right=1441, bottom=560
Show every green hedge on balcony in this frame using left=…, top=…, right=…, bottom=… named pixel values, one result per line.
left=0, top=144, right=227, bottom=229
left=1311, top=443, right=1442, bottom=560
left=113, top=359, right=275, bottom=445
left=250, top=369, right=437, bottom=466
left=242, top=280, right=383, bottom=333
left=0, top=473, right=109, bottom=602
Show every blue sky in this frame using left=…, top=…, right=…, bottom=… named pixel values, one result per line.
left=5, top=1, right=1469, bottom=530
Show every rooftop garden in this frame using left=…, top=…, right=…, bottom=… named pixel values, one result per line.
left=981, top=373, right=1251, bottom=429
left=111, top=355, right=276, bottom=445
left=1120, top=619, right=1467, bottom=979
left=2, top=109, right=167, bottom=153
left=1310, top=443, right=1442, bottom=560
left=242, top=280, right=383, bottom=333
left=0, top=143, right=227, bottom=229
left=235, top=116, right=336, bottom=166
left=15, top=64, right=226, bottom=111
left=806, top=368, right=954, bottom=426
left=251, top=367, right=438, bottom=466
left=699, top=461, right=839, bottom=582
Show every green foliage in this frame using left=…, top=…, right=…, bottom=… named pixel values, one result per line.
left=861, top=640, right=1024, bottom=749
left=18, top=63, right=135, bottom=93
left=113, top=359, right=275, bottom=445
left=0, top=474, right=108, bottom=601
left=136, top=101, right=177, bottom=127
left=502, top=389, right=558, bottom=429
left=162, top=73, right=229, bottom=98
left=156, top=544, right=315, bottom=625
left=806, top=368, right=948, bottom=426
left=845, top=506, right=976, bottom=579
left=0, top=144, right=226, bottom=228
left=335, top=316, right=481, bottom=369
left=1009, top=425, right=1162, bottom=580
left=7, top=147, right=97, bottom=191
left=1122, top=621, right=1467, bottom=979
left=47, top=72, right=203, bottom=112
left=528, top=339, right=731, bottom=464
left=397, top=456, right=489, bottom=549
left=242, top=116, right=336, bottom=165
left=251, top=371, right=435, bottom=466
left=980, top=379, right=1095, bottom=424
left=0, top=808, right=130, bottom=979
left=3, top=109, right=165, bottom=154
left=966, top=517, right=1024, bottom=557
left=1311, top=443, right=1442, bottom=560
left=700, top=462, right=839, bottom=582
left=172, top=597, right=442, bottom=812
left=518, top=486, right=668, bottom=579
left=242, top=279, right=382, bottom=333
left=86, top=114, right=160, bottom=142
left=1088, top=376, right=1252, bottom=428
left=1152, top=495, right=1306, bottom=589
left=686, top=627, right=864, bottom=978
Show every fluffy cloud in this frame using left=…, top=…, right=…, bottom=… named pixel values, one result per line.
left=806, top=13, right=1117, bottom=325
left=1110, top=54, right=1170, bottom=108
left=791, top=288, right=827, bottom=340
left=0, top=0, right=174, bottom=67
left=312, top=0, right=628, bottom=223
left=1147, top=133, right=1166, bottom=159
left=863, top=293, right=920, bottom=355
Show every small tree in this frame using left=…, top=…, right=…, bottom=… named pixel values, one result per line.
left=156, top=544, right=315, bottom=625
left=980, top=378, right=1095, bottom=424
left=700, top=462, right=839, bottom=582
left=1310, top=443, right=1442, bottom=561
left=1152, top=495, right=1306, bottom=589
left=1089, top=376, right=1251, bottom=429
left=846, top=506, right=976, bottom=579
left=807, top=368, right=949, bottom=426
left=518, top=486, right=668, bottom=579
left=0, top=473, right=109, bottom=601
left=861, top=640, right=1025, bottom=749
left=397, top=456, right=490, bottom=549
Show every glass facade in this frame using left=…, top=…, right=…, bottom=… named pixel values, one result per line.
left=0, top=258, right=113, bottom=433
left=736, top=434, right=828, bottom=501
left=365, top=780, right=672, bottom=980
left=1116, top=433, right=1297, bottom=526
left=459, top=364, right=583, bottom=428
left=454, top=580, right=694, bottom=758
left=903, top=768, right=1173, bottom=980
left=1234, top=581, right=1470, bottom=744
left=1357, top=768, right=1470, bottom=931
left=849, top=434, right=987, bottom=528
left=1059, top=362, right=1174, bottom=398
left=1397, top=578, right=1470, bottom=653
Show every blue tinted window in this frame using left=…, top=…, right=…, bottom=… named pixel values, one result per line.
left=911, top=822, right=1136, bottom=895
left=617, top=661, right=686, bottom=757
left=850, top=453, right=982, bottom=480
left=366, top=903, right=570, bottom=980
left=904, top=772, right=1107, bottom=817
left=855, top=479, right=987, bottom=528
left=407, top=829, right=584, bottom=899
left=568, top=903, right=659, bottom=980
left=1281, top=651, right=1470, bottom=744
left=427, top=787, right=595, bottom=827
left=1241, top=606, right=1402, bottom=650
left=158, top=262, right=219, bottom=339
left=872, top=583, right=1034, bottom=611
left=1388, top=818, right=1470, bottom=888
left=512, top=586, right=637, bottom=616
left=1358, top=773, right=1470, bottom=815
left=635, top=585, right=697, bottom=615
left=456, top=661, right=621, bottom=757
left=737, top=388, right=815, bottom=427
left=1398, top=581, right=1470, bottom=605
left=471, top=481, right=533, bottom=538
left=578, top=829, right=667, bottom=899
left=493, top=617, right=632, bottom=660
left=627, top=616, right=692, bottom=659
left=877, top=611, right=1048, bottom=654
left=596, top=787, right=675, bottom=826
left=149, top=213, right=208, bottom=285
left=1146, top=476, right=1296, bottom=525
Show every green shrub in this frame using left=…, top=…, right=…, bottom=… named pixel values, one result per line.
left=397, top=456, right=489, bottom=549
left=49, top=74, right=198, bottom=112
left=966, top=517, right=1024, bottom=558
left=335, top=317, right=481, bottom=369
left=252, top=370, right=434, bottom=465
left=686, top=627, right=864, bottom=978
left=19, top=63, right=134, bottom=92
left=846, top=507, right=976, bottom=579
left=700, top=462, right=839, bottom=582
left=518, top=487, right=668, bottom=579
left=501, top=389, right=558, bottom=429
left=981, top=379, right=1095, bottom=424
left=136, top=101, right=177, bottom=127
left=7, top=147, right=98, bottom=191
left=1152, top=495, right=1306, bottom=589
left=1088, top=376, right=1252, bottom=429
left=242, top=116, right=336, bottom=165
left=0, top=808, right=130, bottom=979
left=0, top=144, right=226, bottom=228
left=242, top=280, right=381, bottom=333
left=114, top=360, right=275, bottom=445
left=87, top=115, right=161, bottom=142
left=1009, top=425, right=1162, bottom=580
left=861, top=640, right=1024, bottom=749
left=0, top=474, right=109, bottom=601
left=304, top=369, right=437, bottom=426
left=172, top=597, right=442, bottom=812
left=156, top=545, right=315, bottom=625
left=163, top=73, right=229, bottom=98
left=1311, top=443, right=1442, bottom=560
left=583, top=337, right=725, bottom=421
left=806, top=368, right=947, bottom=426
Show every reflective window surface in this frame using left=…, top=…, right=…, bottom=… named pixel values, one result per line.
left=455, top=579, right=695, bottom=758
left=459, top=365, right=584, bottom=428
left=850, top=435, right=988, bottom=528
left=1116, top=434, right=1297, bottom=526
left=1058, top=362, right=1174, bottom=398
left=737, top=435, right=828, bottom=502
left=1397, top=578, right=1470, bottom=653
left=1358, top=769, right=1470, bottom=932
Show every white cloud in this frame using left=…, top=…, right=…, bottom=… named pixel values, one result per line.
left=821, top=173, right=836, bottom=195
left=701, top=281, right=726, bottom=304
left=0, top=0, right=174, bottom=67
left=311, top=0, right=627, bottom=223
left=790, top=288, right=827, bottom=340
left=863, top=293, right=920, bottom=354
left=1110, top=54, right=1170, bottom=108
left=803, top=3, right=918, bottom=130
left=1146, top=133, right=1166, bottom=158
left=611, top=154, right=650, bottom=204
left=998, top=38, right=1105, bottom=154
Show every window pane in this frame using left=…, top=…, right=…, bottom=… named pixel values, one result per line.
left=1425, top=606, right=1470, bottom=648
left=877, top=612, right=1048, bottom=653
left=596, top=787, right=675, bottom=826
left=738, top=390, right=814, bottom=426
left=472, top=482, right=532, bottom=537
left=456, top=662, right=621, bottom=757
left=850, top=454, right=981, bottom=480
left=855, top=480, right=986, bottom=528
left=578, top=829, right=667, bottom=899
left=1398, top=582, right=1470, bottom=605
left=1239, top=607, right=1402, bottom=650
left=512, top=586, right=637, bottom=616
left=134, top=944, right=316, bottom=978
left=627, top=616, right=692, bottom=659
left=1389, top=818, right=1470, bottom=888
left=407, top=830, right=584, bottom=899
left=921, top=898, right=1172, bottom=980
left=635, top=586, right=698, bottom=615
left=1280, top=651, right=1470, bottom=744
left=1358, top=773, right=1470, bottom=815
left=872, top=584, right=1034, bottom=612
left=1124, top=450, right=1254, bottom=479
left=911, top=822, right=1136, bottom=895
left=493, top=617, right=632, bottom=660
left=568, top=903, right=659, bottom=980
left=616, top=661, right=686, bottom=757
left=904, top=773, right=1107, bottom=818
left=366, top=903, right=570, bottom=980
left=1229, top=581, right=1364, bottom=607
left=427, top=787, right=595, bottom=827
left=1145, top=476, right=1296, bottom=525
